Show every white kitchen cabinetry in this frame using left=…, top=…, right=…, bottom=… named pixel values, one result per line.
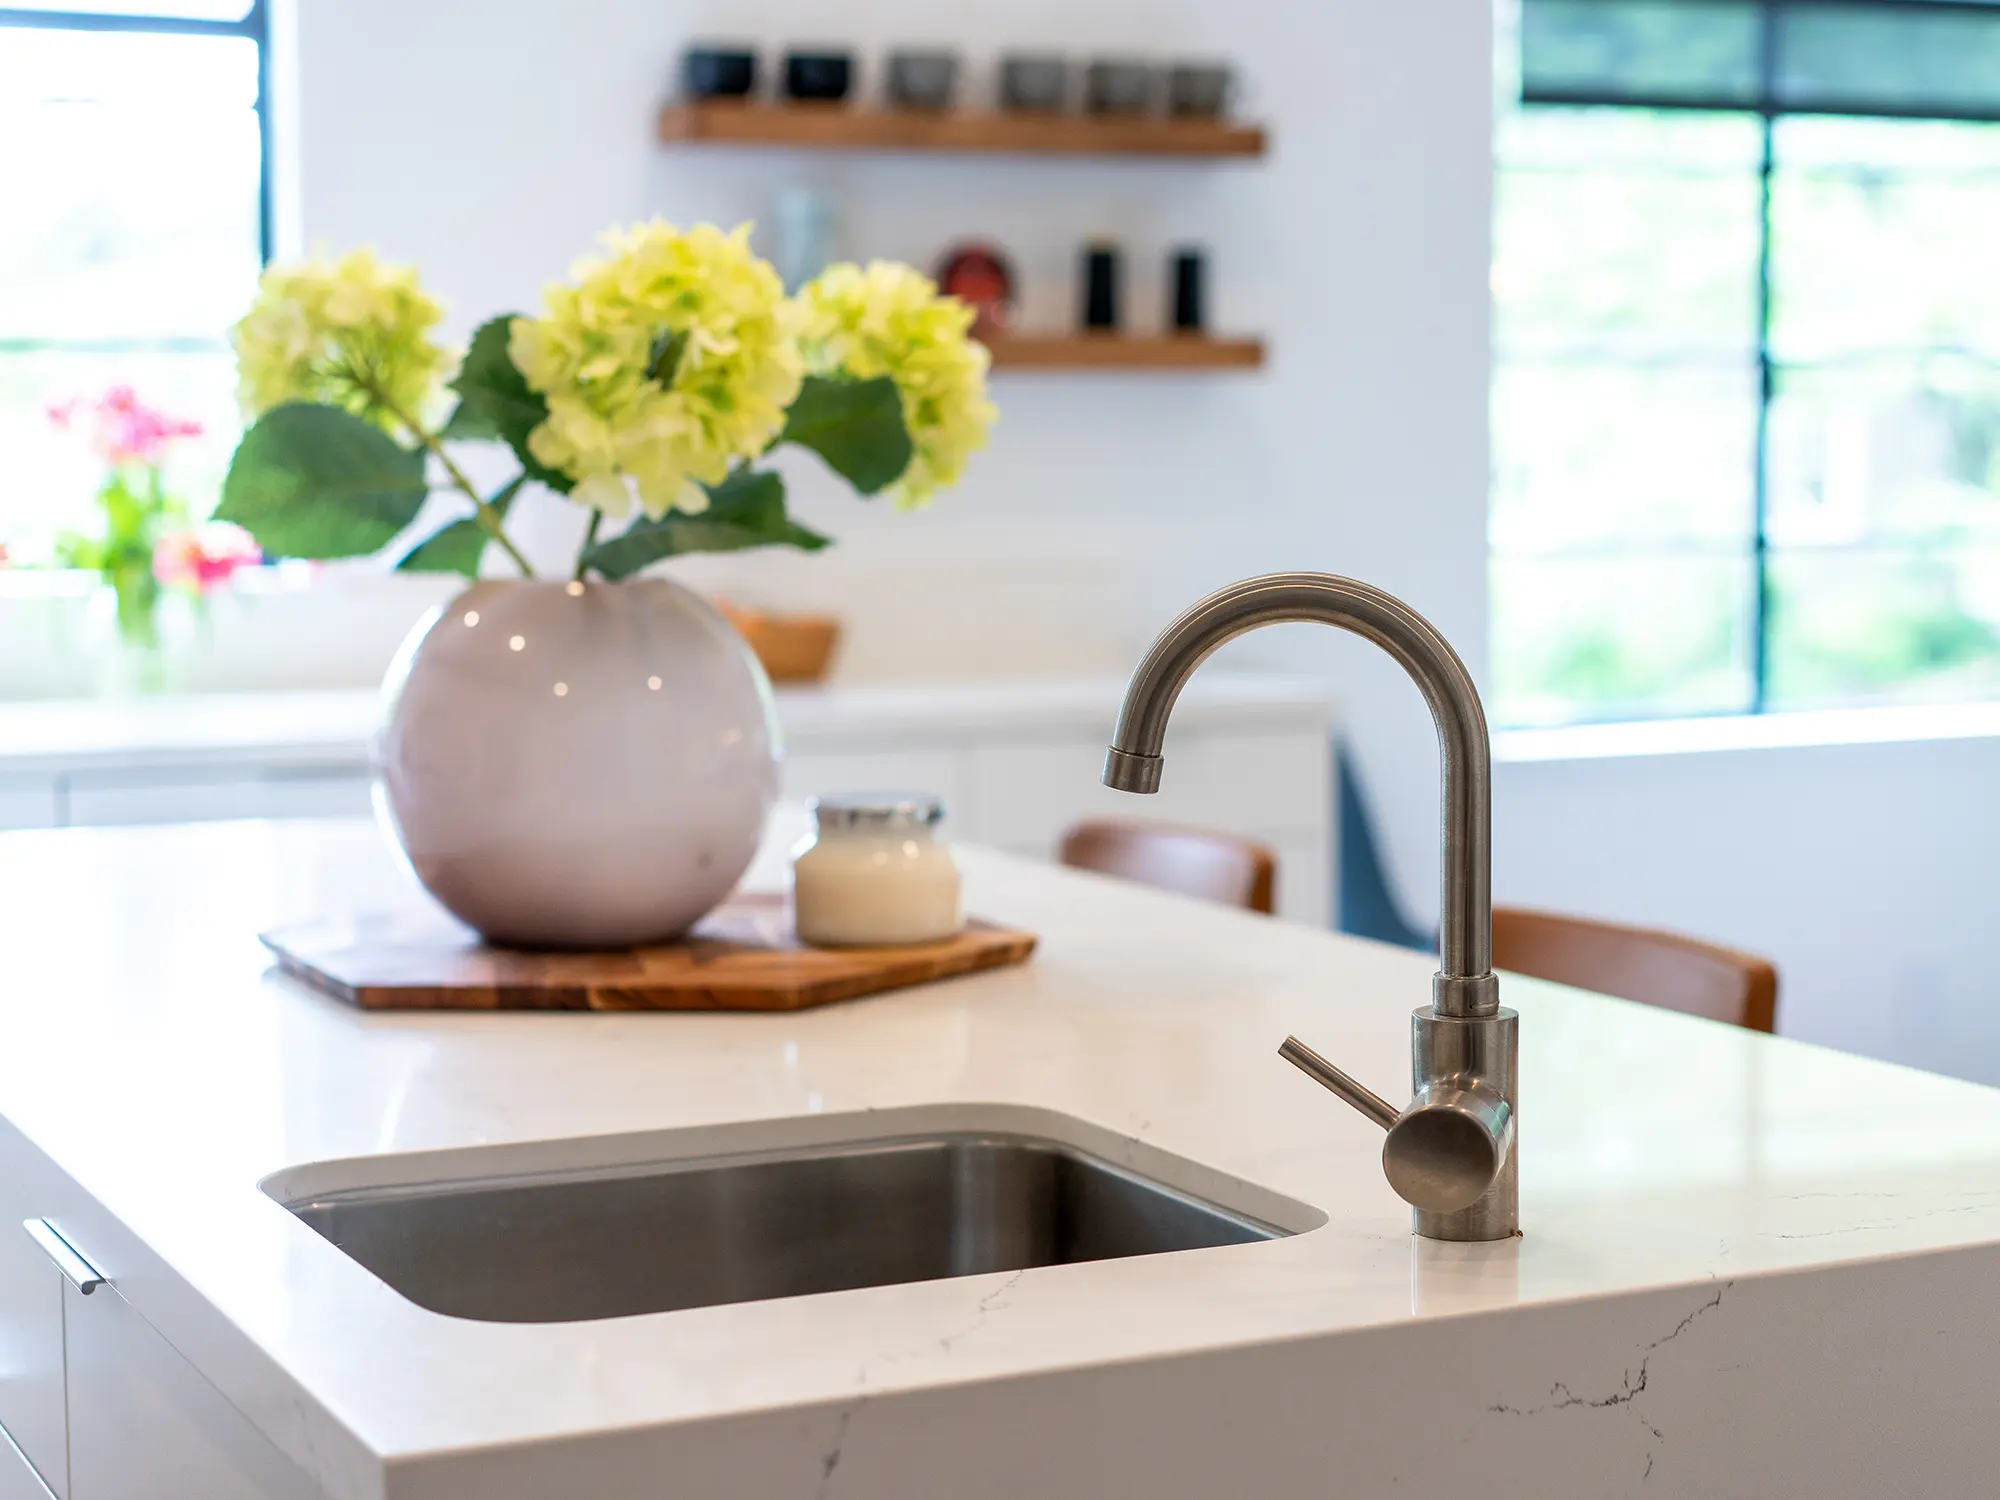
left=0, top=675, right=1338, bottom=923
left=0, top=783, right=54, bottom=832
left=61, top=769, right=372, bottom=829
left=778, top=745, right=966, bottom=817
left=0, top=1125, right=84, bottom=1500
left=783, top=727, right=1331, bottom=923
left=63, top=1279, right=317, bottom=1500
left=775, top=680, right=1333, bottom=922
left=0, top=1259, right=60, bottom=1500
left=1, top=1115, right=317, bottom=1500
left=0, top=1427, right=53, bottom=1500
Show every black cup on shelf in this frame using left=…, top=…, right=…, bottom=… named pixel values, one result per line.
left=785, top=50, right=854, bottom=102
left=683, top=45, right=757, bottom=100
left=1082, top=243, right=1122, bottom=331
left=1170, top=248, right=1206, bottom=333
left=999, top=54, right=1068, bottom=113
left=887, top=49, right=959, bottom=110
left=1084, top=59, right=1156, bottom=116
left=1167, top=62, right=1232, bottom=118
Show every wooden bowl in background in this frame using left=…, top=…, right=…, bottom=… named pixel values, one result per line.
left=713, top=602, right=843, bottom=684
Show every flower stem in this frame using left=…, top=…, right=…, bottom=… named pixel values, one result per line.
left=574, top=510, right=602, bottom=582
left=363, top=385, right=536, bottom=579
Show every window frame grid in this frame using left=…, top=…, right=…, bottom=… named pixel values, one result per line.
left=1511, top=0, right=2000, bottom=720
left=0, top=4, right=272, bottom=281
left=1522, top=0, right=2000, bottom=125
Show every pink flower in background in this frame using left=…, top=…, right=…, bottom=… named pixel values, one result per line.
left=48, top=385, right=204, bottom=467
left=153, top=523, right=261, bottom=594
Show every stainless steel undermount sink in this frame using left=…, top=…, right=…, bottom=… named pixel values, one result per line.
left=278, top=1131, right=1292, bottom=1324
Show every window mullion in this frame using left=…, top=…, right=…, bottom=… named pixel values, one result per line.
left=1751, top=5, right=1779, bottom=714
left=250, top=0, right=271, bottom=260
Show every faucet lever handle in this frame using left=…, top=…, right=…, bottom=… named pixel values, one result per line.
left=1280, top=1033, right=1513, bottom=1217
left=1279, top=1035, right=1398, bottom=1130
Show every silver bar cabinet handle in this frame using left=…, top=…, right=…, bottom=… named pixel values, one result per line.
left=23, top=1219, right=104, bottom=1295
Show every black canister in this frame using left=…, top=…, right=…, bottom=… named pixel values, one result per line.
left=683, top=45, right=757, bottom=99
left=1082, top=244, right=1121, bottom=330
left=1170, top=248, right=1206, bottom=332
left=784, top=50, right=853, bottom=102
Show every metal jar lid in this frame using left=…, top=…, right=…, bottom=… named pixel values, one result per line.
left=808, top=793, right=946, bottom=831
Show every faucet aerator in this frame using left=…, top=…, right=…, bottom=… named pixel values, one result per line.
left=1101, top=747, right=1163, bottom=794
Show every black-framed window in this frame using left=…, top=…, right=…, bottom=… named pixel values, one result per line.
left=0, top=3, right=270, bottom=555
left=1492, top=0, right=2000, bottom=726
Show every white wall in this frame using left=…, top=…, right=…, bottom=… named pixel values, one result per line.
left=288, top=0, right=2000, bottom=1092
left=291, top=0, right=1496, bottom=925
left=1496, top=739, right=2000, bottom=1086
left=291, top=0, right=2000, bottom=1097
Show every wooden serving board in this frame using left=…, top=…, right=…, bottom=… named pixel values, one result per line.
left=261, top=893, right=1037, bottom=1013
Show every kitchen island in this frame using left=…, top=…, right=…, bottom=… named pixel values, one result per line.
left=2, top=816, right=1998, bottom=1499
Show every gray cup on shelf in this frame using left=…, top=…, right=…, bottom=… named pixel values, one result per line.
left=999, top=54, right=1068, bottom=112
left=887, top=49, right=959, bottom=110
left=1167, top=62, right=1232, bottom=118
left=1084, top=59, right=1156, bottom=116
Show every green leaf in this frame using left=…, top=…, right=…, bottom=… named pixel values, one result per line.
left=647, top=328, right=688, bottom=386
left=394, top=475, right=526, bottom=577
left=215, top=403, right=429, bottom=560
left=440, top=315, right=573, bottom=495
left=777, top=374, right=913, bottom=495
left=581, top=470, right=830, bottom=581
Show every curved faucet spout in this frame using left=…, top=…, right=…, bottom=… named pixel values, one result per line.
left=1103, top=571, right=1517, bottom=1240
left=1103, top=571, right=1493, bottom=1012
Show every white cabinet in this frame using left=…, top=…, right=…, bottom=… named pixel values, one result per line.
left=0, top=1118, right=319, bottom=1500
left=0, top=1427, right=54, bottom=1500
left=0, top=783, right=54, bottom=832
left=63, top=1281, right=317, bottom=1500
left=61, top=770, right=371, bottom=828
left=967, top=727, right=1332, bottom=924
left=783, top=722, right=1333, bottom=924
left=969, top=728, right=1330, bottom=850
left=0, top=1255, right=61, bottom=1500
left=781, top=746, right=966, bottom=814
left=0, top=678, right=1338, bottom=923
left=0, top=1125, right=82, bottom=1499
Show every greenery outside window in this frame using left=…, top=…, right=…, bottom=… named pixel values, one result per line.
left=0, top=3, right=269, bottom=557
left=1493, top=0, right=2000, bottom=726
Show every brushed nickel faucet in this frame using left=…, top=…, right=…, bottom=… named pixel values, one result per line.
left=1103, top=572, right=1517, bottom=1241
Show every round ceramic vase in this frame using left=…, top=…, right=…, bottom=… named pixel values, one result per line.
left=376, top=578, right=780, bottom=949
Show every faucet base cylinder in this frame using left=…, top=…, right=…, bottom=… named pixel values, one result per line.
left=1410, top=1004, right=1518, bottom=1241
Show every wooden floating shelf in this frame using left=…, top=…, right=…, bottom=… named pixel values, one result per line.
left=658, top=100, right=1267, bottom=158
left=981, top=335, right=1266, bottom=371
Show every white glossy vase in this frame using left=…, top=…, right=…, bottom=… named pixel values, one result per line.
left=376, top=577, right=780, bottom=949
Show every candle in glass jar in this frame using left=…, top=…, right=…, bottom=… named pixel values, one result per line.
left=793, top=794, right=963, bottom=947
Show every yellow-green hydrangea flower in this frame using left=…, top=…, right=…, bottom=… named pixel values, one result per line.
left=232, top=248, right=453, bottom=437
left=509, top=221, right=804, bottom=520
left=794, top=261, right=996, bottom=508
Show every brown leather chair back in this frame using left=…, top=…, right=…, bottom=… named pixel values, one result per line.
left=1492, top=906, right=1778, bottom=1032
left=1059, top=820, right=1277, bottom=915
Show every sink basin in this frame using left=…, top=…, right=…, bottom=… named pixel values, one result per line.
left=280, top=1131, right=1289, bottom=1323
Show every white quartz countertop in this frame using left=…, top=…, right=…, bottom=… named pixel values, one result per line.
left=0, top=673, right=1336, bottom=775
left=4, top=817, right=2000, bottom=1497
